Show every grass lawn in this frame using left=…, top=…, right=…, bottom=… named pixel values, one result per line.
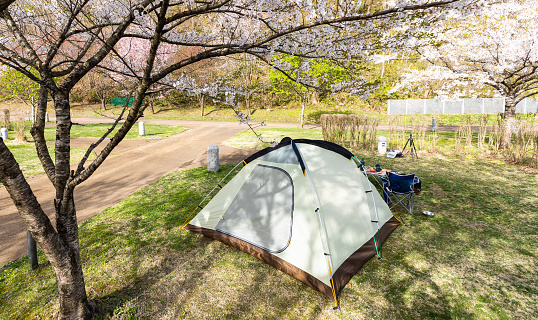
left=27, top=122, right=187, bottom=141
left=4, top=144, right=91, bottom=179
left=1, top=135, right=536, bottom=319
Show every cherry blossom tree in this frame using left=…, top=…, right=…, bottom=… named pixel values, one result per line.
left=398, top=0, right=538, bottom=147
left=0, top=0, right=477, bottom=318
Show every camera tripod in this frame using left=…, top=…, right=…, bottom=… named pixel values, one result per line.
left=402, top=133, right=418, bottom=161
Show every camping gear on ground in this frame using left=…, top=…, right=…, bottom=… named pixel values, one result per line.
left=381, top=172, right=420, bottom=215
left=402, top=133, right=418, bottom=161
left=423, top=211, right=435, bottom=217
left=378, top=136, right=387, bottom=154
left=386, top=150, right=403, bottom=158
left=182, top=137, right=401, bottom=308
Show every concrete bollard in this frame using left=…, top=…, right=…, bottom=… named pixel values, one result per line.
left=45, top=112, right=49, bottom=122
left=27, top=110, right=30, bottom=121
left=207, top=144, right=219, bottom=173
left=138, top=122, right=145, bottom=135
left=0, top=127, right=8, bottom=140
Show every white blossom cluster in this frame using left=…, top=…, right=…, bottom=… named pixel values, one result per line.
left=0, top=0, right=488, bottom=108
left=396, top=0, right=538, bottom=102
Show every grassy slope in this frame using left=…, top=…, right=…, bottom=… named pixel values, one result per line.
left=64, top=103, right=537, bottom=126
left=1, top=147, right=536, bottom=319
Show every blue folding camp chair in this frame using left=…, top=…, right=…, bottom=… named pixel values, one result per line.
left=381, top=172, right=420, bottom=215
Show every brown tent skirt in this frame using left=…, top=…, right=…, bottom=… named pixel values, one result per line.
left=184, top=216, right=400, bottom=299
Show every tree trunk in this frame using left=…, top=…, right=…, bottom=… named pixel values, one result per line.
left=311, top=91, right=319, bottom=106
left=3, top=109, right=10, bottom=131
left=55, top=193, right=94, bottom=320
left=52, top=90, right=94, bottom=319
left=149, top=98, right=155, bottom=114
left=502, top=98, right=516, bottom=148
left=300, top=94, right=306, bottom=129
left=245, top=92, right=251, bottom=118
left=199, top=94, right=205, bottom=117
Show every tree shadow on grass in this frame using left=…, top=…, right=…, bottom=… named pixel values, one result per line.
left=81, top=158, right=538, bottom=319
left=91, top=232, right=218, bottom=318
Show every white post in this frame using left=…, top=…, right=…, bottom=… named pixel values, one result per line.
left=0, top=128, right=8, bottom=140
left=45, top=112, right=49, bottom=122
left=27, top=110, right=30, bottom=121
left=423, top=99, right=427, bottom=114
left=138, top=122, right=145, bottom=135
left=207, top=144, right=219, bottom=173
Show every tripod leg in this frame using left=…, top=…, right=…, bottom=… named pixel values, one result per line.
left=402, top=138, right=410, bottom=153
left=411, top=140, right=418, bottom=159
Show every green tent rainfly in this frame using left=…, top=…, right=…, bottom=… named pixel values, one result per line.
left=184, top=137, right=400, bottom=306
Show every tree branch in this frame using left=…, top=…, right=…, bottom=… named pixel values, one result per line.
left=30, top=85, right=56, bottom=185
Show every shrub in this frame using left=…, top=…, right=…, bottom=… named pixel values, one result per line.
left=306, top=110, right=353, bottom=123
left=320, top=114, right=379, bottom=151
left=3, top=109, right=11, bottom=130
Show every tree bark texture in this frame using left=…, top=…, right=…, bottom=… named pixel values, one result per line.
left=246, top=92, right=251, bottom=118
left=300, top=92, right=306, bottom=129
left=30, top=85, right=56, bottom=184
left=199, top=94, right=205, bottom=117
left=0, top=0, right=14, bottom=12
left=502, top=98, right=516, bottom=148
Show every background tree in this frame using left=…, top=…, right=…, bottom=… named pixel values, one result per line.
left=397, top=0, right=538, bottom=147
left=231, top=54, right=268, bottom=117
left=0, top=67, right=41, bottom=122
left=270, top=55, right=374, bottom=127
left=0, top=0, right=472, bottom=318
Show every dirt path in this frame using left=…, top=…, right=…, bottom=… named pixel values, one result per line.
left=1, top=119, right=315, bottom=267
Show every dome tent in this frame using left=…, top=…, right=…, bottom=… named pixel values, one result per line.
left=184, top=137, right=400, bottom=306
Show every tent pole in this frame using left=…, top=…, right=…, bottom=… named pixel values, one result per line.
left=304, top=169, right=340, bottom=309
left=353, top=157, right=383, bottom=259
left=296, top=145, right=339, bottom=309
